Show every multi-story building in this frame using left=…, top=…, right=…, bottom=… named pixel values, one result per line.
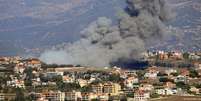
left=139, top=84, right=154, bottom=91
left=156, top=88, right=177, bottom=95
left=0, top=93, right=16, bottom=101
left=63, top=76, right=74, bottom=83
left=145, top=67, right=159, bottom=79
left=124, top=76, right=139, bottom=88
left=77, top=79, right=88, bottom=87
left=133, top=90, right=150, bottom=101
left=92, top=83, right=103, bottom=94
left=7, top=79, right=25, bottom=88
left=42, top=91, right=65, bottom=101
left=103, top=82, right=121, bottom=95
left=81, top=93, right=97, bottom=101
left=65, top=91, right=81, bottom=101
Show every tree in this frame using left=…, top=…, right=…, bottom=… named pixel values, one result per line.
left=126, top=92, right=134, bottom=98
left=157, top=72, right=168, bottom=77
left=59, top=83, right=81, bottom=92
left=52, top=75, right=63, bottom=90
left=136, top=70, right=145, bottom=79
left=81, top=86, right=92, bottom=92
left=39, top=74, right=48, bottom=82
left=150, top=93, right=160, bottom=98
left=0, top=75, right=8, bottom=90
left=170, top=72, right=179, bottom=76
left=176, top=82, right=190, bottom=90
left=14, top=88, right=25, bottom=101
left=159, top=77, right=173, bottom=83
left=52, top=75, right=63, bottom=83
left=103, top=74, right=122, bottom=83
left=25, top=93, right=37, bottom=101
left=183, top=52, right=189, bottom=60
left=24, top=67, right=33, bottom=86
left=167, top=52, right=172, bottom=58
left=189, top=69, right=199, bottom=78
left=91, top=98, right=100, bottom=101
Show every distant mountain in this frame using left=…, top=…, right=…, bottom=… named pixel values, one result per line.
left=0, top=0, right=125, bottom=56
left=0, top=0, right=201, bottom=56
left=150, top=0, right=201, bottom=51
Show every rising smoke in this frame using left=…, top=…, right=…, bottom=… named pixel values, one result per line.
left=40, top=0, right=174, bottom=67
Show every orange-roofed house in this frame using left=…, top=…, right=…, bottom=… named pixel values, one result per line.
left=164, top=82, right=176, bottom=89
left=179, top=68, right=190, bottom=77
left=63, top=76, right=74, bottom=83
left=124, top=76, right=139, bottom=88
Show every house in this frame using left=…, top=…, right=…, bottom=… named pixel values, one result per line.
left=124, top=76, right=139, bottom=88
left=197, top=70, right=201, bottom=76
left=174, top=75, right=187, bottom=83
left=157, top=51, right=169, bottom=60
left=89, top=77, right=96, bottom=83
left=189, top=53, right=200, bottom=60
left=44, top=72, right=63, bottom=79
left=0, top=93, right=16, bottom=101
left=187, top=78, right=201, bottom=85
left=179, top=69, right=190, bottom=77
left=193, top=62, right=201, bottom=70
left=81, top=92, right=98, bottom=101
left=0, top=57, right=9, bottom=64
left=145, top=66, right=159, bottom=79
left=165, top=69, right=177, bottom=76
left=98, top=94, right=109, bottom=101
left=123, top=70, right=137, bottom=76
left=171, top=51, right=183, bottom=60
left=140, top=77, right=160, bottom=85
left=65, top=91, right=81, bottom=101
left=139, top=84, right=154, bottom=91
left=190, top=86, right=200, bottom=94
left=164, top=82, right=176, bottom=89
left=133, top=90, right=150, bottom=101
left=91, top=83, right=103, bottom=94
left=42, top=91, right=65, bottom=101
left=29, top=93, right=46, bottom=101
left=156, top=88, right=177, bottom=95
left=14, top=63, right=25, bottom=73
left=63, top=76, right=74, bottom=83
left=77, top=79, right=88, bottom=87
left=27, top=58, right=42, bottom=69
left=103, top=82, right=121, bottom=96
left=37, top=97, right=48, bottom=101
left=7, top=79, right=25, bottom=88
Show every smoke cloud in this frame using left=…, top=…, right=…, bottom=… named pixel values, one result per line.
left=40, top=0, right=174, bottom=67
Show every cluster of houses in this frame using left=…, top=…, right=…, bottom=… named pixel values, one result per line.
left=1, top=51, right=201, bottom=101
left=145, top=51, right=201, bottom=60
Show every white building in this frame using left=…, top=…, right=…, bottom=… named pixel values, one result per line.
left=156, top=88, right=177, bottom=95
left=77, top=79, right=88, bottom=87
left=7, top=79, right=25, bottom=88
left=125, top=76, right=139, bottom=88
left=42, top=91, right=65, bottom=101
left=139, top=84, right=154, bottom=91
left=165, top=69, right=177, bottom=76
left=63, top=76, right=74, bottom=83
left=65, top=91, right=81, bottom=101
left=174, top=75, right=187, bottom=83
left=133, top=90, right=150, bottom=101
left=144, top=72, right=157, bottom=78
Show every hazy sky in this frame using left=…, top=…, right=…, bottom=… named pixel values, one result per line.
left=0, top=0, right=125, bottom=56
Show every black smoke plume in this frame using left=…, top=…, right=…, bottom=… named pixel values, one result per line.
left=40, top=0, right=174, bottom=67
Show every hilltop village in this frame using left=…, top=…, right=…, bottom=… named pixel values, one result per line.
left=1, top=51, right=201, bottom=101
